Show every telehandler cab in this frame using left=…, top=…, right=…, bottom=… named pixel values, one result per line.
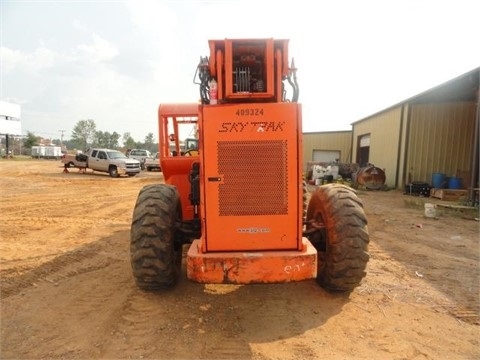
left=130, top=38, right=369, bottom=292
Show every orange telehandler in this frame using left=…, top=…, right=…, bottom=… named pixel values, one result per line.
left=130, top=38, right=369, bottom=292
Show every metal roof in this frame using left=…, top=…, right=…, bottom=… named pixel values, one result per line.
left=351, top=67, right=479, bottom=125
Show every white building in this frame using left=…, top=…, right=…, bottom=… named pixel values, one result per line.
left=0, top=101, right=22, bottom=135
left=0, top=101, right=22, bottom=156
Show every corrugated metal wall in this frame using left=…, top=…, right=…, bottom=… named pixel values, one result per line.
left=302, top=131, right=352, bottom=172
left=397, top=104, right=410, bottom=187
left=406, top=101, right=475, bottom=186
left=352, top=106, right=403, bottom=188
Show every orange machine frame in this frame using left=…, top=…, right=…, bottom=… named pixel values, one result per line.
left=158, top=103, right=200, bottom=221
left=208, top=38, right=290, bottom=103
left=159, top=39, right=316, bottom=284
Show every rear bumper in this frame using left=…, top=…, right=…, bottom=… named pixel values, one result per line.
left=186, top=238, right=317, bottom=284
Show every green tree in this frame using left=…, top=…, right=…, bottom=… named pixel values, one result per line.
left=71, top=119, right=96, bottom=150
left=23, top=131, right=39, bottom=149
left=144, top=132, right=156, bottom=152
left=62, top=139, right=76, bottom=150
left=123, top=132, right=137, bottom=150
left=108, top=131, right=120, bottom=149
left=94, top=131, right=120, bottom=149
left=93, top=131, right=107, bottom=148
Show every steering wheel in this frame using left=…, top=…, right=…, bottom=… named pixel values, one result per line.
left=183, top=149, right=199, bottom=156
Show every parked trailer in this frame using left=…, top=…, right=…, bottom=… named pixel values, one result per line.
left=32, top=146, right=62, bottom=159
left=45, top=146, right=62, bottom=159
left=31, top=146, right=46, bottom=158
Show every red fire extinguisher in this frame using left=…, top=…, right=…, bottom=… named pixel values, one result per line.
left=209, top=78, right=217, bottom=105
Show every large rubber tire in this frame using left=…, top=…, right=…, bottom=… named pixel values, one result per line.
left=306, top=183, right=369, bottom=292
left=302, top=178, right=308, bottom=222
left=109, top=166, right=119, bottom=178
left=130, top=184, right=181, bottom=290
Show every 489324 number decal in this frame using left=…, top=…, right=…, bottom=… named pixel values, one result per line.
left=235, top=108, right=264, bottom=116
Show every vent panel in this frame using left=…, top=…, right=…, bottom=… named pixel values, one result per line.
left=217, top=140, right=288, bottom=216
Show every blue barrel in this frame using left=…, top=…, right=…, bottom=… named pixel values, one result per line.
left=448, top=177, right=462, bottom=189
left=432, top=173, right=446, bottom=189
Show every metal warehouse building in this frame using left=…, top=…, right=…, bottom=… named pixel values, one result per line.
left=302, top=130, right=352, bottom=167
left=304, top=67, right=479, bottom=195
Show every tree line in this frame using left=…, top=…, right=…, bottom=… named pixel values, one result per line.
left=22, top=119, right=159, bottom=154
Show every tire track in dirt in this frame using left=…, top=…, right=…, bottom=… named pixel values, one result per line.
left=0, top=236, right=124, bottom=299
left=2, top=160, right=479, bottom=360
left=363, top=194, right=480, bottom=326
left=1, top=165, right=157, bottom=279
left=97, top=268, right=254, bottom=359
left=1, top=216, right=127, bottom=227
left=0, top=233, right=136, bottom=359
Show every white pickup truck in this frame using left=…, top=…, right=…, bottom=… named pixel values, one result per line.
left=144, top=152, right=161, bottom=171
left=61, top=148, right=141, bottom=177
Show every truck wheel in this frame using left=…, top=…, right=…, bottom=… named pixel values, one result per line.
left=130, top=184, right=182, bottom=290
left=306, top=183, right=369, bottom=292
left=109, top=166, right=119, bottom=178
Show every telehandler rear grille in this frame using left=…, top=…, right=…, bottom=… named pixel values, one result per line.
left=217, top=140, right=288, bottom=216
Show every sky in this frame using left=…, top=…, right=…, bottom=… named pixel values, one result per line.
left=1, top=0, right=479, bottom=143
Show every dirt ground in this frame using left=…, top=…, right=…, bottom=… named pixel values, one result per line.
left=1, top=159, right=479, bottom=360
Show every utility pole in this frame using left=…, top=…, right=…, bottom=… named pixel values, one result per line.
left=59, top=129, right=65, bottom=149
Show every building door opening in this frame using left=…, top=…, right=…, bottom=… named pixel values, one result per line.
left=312, top=150, right=340, bottom=163
left=357, top=134, right=370, bottom=167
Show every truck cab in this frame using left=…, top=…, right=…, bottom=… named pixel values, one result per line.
left=127, top=149, right=153, bottom=170
left=145, top=152, right=161, bottom=171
